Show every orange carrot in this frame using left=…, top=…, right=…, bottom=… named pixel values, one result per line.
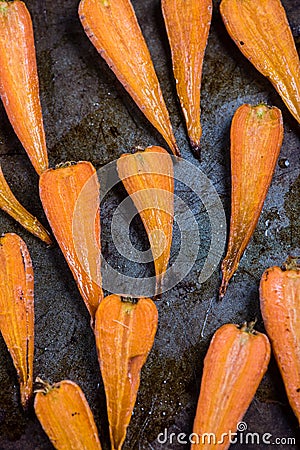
left=0, top=165, right=52, bottom=244
left=34, top=379, right=102, bottom=450
left=94, top=294, right=158, bottom=450
left=0, top=1, right=48, bottom=175
left=117, top=146, right=174, bottom=295
left=162, top=0, right=212, bottom=158
left=220, top=0, right=300, bottom=125
left=78, top=0, right=179, bottom=156
left=0, top=233, right=34, bottom=409
left=220, top=104, right=283, bottom=299
left=260, top=257, right=300, bottom=424
left=39, top=161, right=103, bottom=320
left=192, top=323, right=270, bottom=450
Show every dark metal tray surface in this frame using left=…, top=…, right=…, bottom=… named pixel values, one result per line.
left=0, top=0, right=299, bottom=448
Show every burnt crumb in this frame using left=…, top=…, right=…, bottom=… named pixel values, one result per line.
left=109, top=126, right=119, bottom=138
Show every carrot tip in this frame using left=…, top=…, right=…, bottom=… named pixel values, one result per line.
left=172, top=143, right=181, bottom=157
left=155, top=276, right=163, bottom=297
left=42, top=234, right=53, bottom=246
left=20, top=391, right=30, bottom=411
left=190, top=140, right=201, bottom=161
left=219, top=277, right=228, bottom=301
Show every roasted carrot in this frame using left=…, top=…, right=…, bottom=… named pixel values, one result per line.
left=192, top=323, right=270, bottom=449
left=260, top=257, right=300, bottom=423
left=78, top=0, right=179, bottom=157
left=0, top=165, right=52, bottom=244
left=39, top=161, right=103, bottom=320
left=117, top=146, right=174, bottom=295
left=94, top=294, right=158, bottom=450
left=34, top=379, right=101, bottom=450
left=0, top=233, right=34, bottom=409
left=0, top=1, right=48, bottom=175
left=220, top=104, right=283, bottom=299
left=162, top=0, right=212, bottom=158
left=220, top=0, right=300, bottom=125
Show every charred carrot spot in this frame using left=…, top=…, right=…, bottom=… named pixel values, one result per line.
left=0, top=233, right=34, bottom=409
left=260, top=260, right=300, bottom=424
left=117, top=146, right=174, bottom=295
left=39, top=161, right=103, bottom=320
left=220, top=104, right=283, bottom=299
left=94, top=294, right=158, bottom=450
left=162, top=0, right=212, bottom=159
left=192, top=323, right=270, bottom=449
left=0, top=1, right=48, bottom=174
left=220, top=0, right=300, bottom=125
left=78, top=0, right=179, bottom=156
left=34, top=379, right=102, bottom=449
left=0, top=166, right=52, bottom=244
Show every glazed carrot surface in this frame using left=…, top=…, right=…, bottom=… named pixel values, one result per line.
left=94, top=295, right=158, bottom=450
left=220, top=104, right=283, bottom=299
left=260, top=259, right=300, bottom=424
left=192, top=323, right=270, bottom=449
left=39, top=161, right=103, bottom=319
left=220, top=0, right=300, bottom=125
left=0, top=233, right=34, bottom=409
left=78, top=0, right=179, bottom=156
left=162, top=0, right=212, bottom=158
left=0, top=165, right=52, bottom=244
left=117, top=146, right=174, bottom=295
left=34, top=379, right=102, bottom=450
left=0, top=1, right=48, bottom=175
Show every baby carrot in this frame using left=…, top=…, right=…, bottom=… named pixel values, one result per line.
left=220, top=104, right=283, bottom=299
left=0, top=164, right=52, bottom=245
left=260, top=257, right=300, bottom=424
left=39, top=161, right=103, bottom=320
left=192, top=323, right=270, bottom=449
left=0, top=1, right=48, bottom=175
left=0, top=233, right=34, bottom=409
left=220, top=0, right=300, bottom=125
left=94, top=295, right=158, bottom=450
left=162, top=0, right=212, bottom=158
left=78, top=0, right=179, bottom=156
left=117, top=146, right=174, bottom=295
left=34, top=379, right=102, bottom=450
left=0, top=165, right=52, bottom=244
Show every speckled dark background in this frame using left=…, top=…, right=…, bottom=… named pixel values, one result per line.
left=0, top=0, right=299, bottom=448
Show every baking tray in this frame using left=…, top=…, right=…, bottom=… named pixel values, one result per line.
left=0, top=0, right=299, bottom=448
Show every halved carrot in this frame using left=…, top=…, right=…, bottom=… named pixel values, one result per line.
left=78, top=0, right=179, bottom=156
left=192, top=323, right=270, bottom=449
left=260, top=257, right=300, bottom=423
left=117, top=146, right=174, bottom=295
left=34, top=379, right=102, bottom=450
left=0, top=233, right=34, bottom=409
left=162, top=0, right=212, bottom=158
left=39, top=161, right=103, bottom=320
left=0, top=165, right=52, bottom=244
left=220, top=104, right=283, bottom=299
left=94, top=294, right=158, bottom=450
left=220, top=0, right=300, bottom=125
left=0, top=1, right=48, bottom=175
